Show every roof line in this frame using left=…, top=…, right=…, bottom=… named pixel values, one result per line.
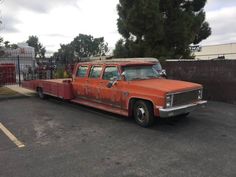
left=200, top=42, right=236, bottom=47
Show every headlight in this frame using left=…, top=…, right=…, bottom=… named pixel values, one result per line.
left=198, top=89, right=203, bottom=100
left=166, top=94, right=173, bottom=108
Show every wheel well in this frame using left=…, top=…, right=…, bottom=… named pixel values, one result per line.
left=36, top=87, right=41, bottom=92
left=128, top=98, right=154, bottom=117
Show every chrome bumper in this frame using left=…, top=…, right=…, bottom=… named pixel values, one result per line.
left=158, top=100, right=207, bottom=118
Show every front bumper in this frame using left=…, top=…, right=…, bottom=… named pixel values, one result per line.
left=158, top=100, right=207, bottom=118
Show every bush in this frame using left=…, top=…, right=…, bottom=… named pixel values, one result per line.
left=54, top=68, right=65, bottom=79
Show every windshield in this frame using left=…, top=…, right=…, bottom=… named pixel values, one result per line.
left=122, top=65, right=160, bottom=81
left=152, top=63, right=162, bottom=72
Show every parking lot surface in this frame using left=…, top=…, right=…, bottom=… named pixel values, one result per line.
left=0, top=96, right=236, bottom=177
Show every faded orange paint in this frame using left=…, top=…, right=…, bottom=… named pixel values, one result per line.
left=71, top=61, right=202, bottom=117
left=22, top=60, right=203, bottom=118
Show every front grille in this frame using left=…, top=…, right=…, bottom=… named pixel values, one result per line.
left=172, top=90, right=199, bottom=107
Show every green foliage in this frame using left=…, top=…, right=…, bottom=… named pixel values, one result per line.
left=53, top=68, right=71, bottom=79
left=3, top=41, right=18, bottom=49
left=26, top=35, right=46, bottom=58
left=53, top=68, right=64, bottom=79
left=53, top=34, right=109, bottom=64
left=4, top=41, right=10, bottom=48
left=0, top=39, right=18, bottom=56
left=114, top=0, right=211, bottom=59
left=0, top=37, right=4, bottom=48
left=113, top=39, right=129, bottom=58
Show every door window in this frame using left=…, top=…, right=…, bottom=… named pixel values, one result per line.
left=89, top=66, right=102, bottom=79
left=76, top=66, right=88, bottom=77
left=103, top=66, right=120, bottom=80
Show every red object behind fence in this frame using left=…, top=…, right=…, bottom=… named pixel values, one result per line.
left=0, top=64, right=16, bottom=85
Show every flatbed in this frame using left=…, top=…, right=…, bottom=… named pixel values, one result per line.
left=22, top=79, right=74, bottom=100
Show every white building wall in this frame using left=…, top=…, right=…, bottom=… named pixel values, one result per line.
left=0, top=43, right=36, bottom=70
left=4, top=43, right=35, bottom=58
left=194, top=43, right=236, bottom=60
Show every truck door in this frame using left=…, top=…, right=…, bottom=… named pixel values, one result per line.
left=73, top=65, right=89, bottom=98
left=99, top=66, right=123, bottom=108
left=86, top=65, right=103, bottom=101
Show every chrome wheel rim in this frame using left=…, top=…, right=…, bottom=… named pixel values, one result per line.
left=137, top=107, right=146, bottom=122
left=38, top=90, right=43, bottom=98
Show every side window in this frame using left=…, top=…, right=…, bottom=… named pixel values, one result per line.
left=89, top=66, right=102, bottom=79
left=76, top=66, right=88, bottom=77
left=103, top=66, right=120, bottom=80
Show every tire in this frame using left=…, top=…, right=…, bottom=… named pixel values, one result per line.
left=37, top=88, right=46, bottom=99
left=133, top=100, right=155, bottom=127
left=180, top=112, right=189, bottom=117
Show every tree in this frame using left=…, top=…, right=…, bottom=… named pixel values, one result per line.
left=0, top=37, right=4, bottom=48
left=3, top=41, right=18, bottom=49
left=26, top=35, right=46, bottom=58
left=53, top=34, right=109, bottom=63
left=113, top=39, right=128, bottom=58
left=114, top=0, right=211, bottom=59
left=4, top=41, right=10, bottom=48
left=0, top=39, right=18, bottom=56
left=53, top=43, right=75, bottom=64
left=71, top=34, right=108, bottom=58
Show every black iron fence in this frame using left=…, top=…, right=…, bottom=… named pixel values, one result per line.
left=0, top=52, right=54, bottom=86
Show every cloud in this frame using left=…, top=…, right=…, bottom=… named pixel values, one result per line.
left=1, top=15, right=20, bottom=33
left=206, top=0, right=236, bottom=11
left=0, top=0, right=79, bottom=35
left=202, top=6, right=236, bottom=45
left=7, top=0, right=79, bottom=13
left=43, top=33, right=73, bottom=38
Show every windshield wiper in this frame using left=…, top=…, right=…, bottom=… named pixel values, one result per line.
left=147, top=75, right=159, bottom=79
left=130, top=77, right=145, bottom=81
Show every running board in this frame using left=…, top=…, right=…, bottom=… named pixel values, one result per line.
left=71, top=98, right=128, bottom=117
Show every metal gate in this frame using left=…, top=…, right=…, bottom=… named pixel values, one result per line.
left=0, top=49, right=37, bottom=86
left=0, top=56, right=21, bottom=86
left=0, top=63, right=17, bottom=86
left=0, top=54, right=55, bottom=87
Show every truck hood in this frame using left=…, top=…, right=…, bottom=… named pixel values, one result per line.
left=130, top=79, right=202, bottom=93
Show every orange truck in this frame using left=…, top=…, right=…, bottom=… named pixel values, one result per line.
left=22, top=58, right=207, bottom=127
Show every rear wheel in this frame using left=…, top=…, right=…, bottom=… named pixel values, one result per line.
left=133, top=100, right=154, bottom=127
left=37, top=88, right=46, bottom=99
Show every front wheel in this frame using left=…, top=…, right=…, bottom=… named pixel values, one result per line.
left=178, top=112, right=189, bottom=117
left=133, top=100, right=155, bottom=127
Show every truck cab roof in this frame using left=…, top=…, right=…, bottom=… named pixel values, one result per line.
left=78, top=57, right=159, bottom=67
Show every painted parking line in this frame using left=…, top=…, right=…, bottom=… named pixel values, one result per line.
left=0, top=122, right=25, bottom=148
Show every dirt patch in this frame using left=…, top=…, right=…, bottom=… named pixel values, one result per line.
left=0, top=86, right=19, bottom=96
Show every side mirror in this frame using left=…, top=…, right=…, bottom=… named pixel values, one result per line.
left=161, top=69, right=167, bottom=78
left=121, top=72, right=126, bottom=81
left=107, top=77, right=118, bottom=88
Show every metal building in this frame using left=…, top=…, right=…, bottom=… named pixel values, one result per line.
left=0, top=43, right=36, bottom=70
left=194, top=43, right=236, bottom=60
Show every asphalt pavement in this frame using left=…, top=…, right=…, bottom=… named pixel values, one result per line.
left=0, top=96, right=235, bottom=177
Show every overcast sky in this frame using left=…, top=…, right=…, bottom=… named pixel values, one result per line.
left=1, top=0, right=236, bottom=56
